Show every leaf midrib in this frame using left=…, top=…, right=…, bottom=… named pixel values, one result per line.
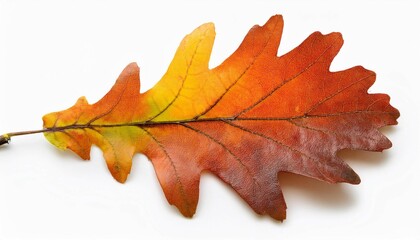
left=44, top=110, right=396, bottom=133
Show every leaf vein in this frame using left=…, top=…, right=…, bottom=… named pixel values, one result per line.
left=180, top=123, right=259, bottom=191
left=286, top=119, right=335, bottom=136
left=236, top=36, right=340, bottom=118
left=305, top=73, right=375, bottom=115
left=140, top=127, right=190, bottom=210
left=146, top=36, right=205, bottom=122
left=223, top=120, right=334, bottom=182
left=87, top=79, right=129, bottom=125
left=194, top=18, right=281, bottom=119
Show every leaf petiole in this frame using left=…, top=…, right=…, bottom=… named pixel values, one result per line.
left=0, top=129, right=49, bottom=146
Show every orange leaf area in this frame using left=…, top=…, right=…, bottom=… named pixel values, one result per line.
left=42, top=15, right=399, bottom=221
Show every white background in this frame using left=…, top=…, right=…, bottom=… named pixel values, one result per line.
left=0, top=0, right=419, bottom=239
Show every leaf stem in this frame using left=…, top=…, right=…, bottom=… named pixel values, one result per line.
left=0, top=129, right=49, bottom=146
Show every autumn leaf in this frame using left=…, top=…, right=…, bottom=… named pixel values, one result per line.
left=4, top=15, right=399, bottom=221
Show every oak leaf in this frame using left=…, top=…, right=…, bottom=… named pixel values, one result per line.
left=42, top=15, right=399, bottom=220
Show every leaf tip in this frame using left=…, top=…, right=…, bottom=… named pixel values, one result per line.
left=343, top=168, right=361, bottom=185
left=121, top=62, right=140, bottom=78
left=269, top=210, right=286, bottom=222
left=109, top=168, right=129, bottom=184
left=178, top=206, right=196, bottom=219
left=187, top=22, right=215, bottom=40
left=268, top=14, right=284, bottom=23
left=312, top=31, right=344, bottom=47
left=126, top=61, right=139, bottom=69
